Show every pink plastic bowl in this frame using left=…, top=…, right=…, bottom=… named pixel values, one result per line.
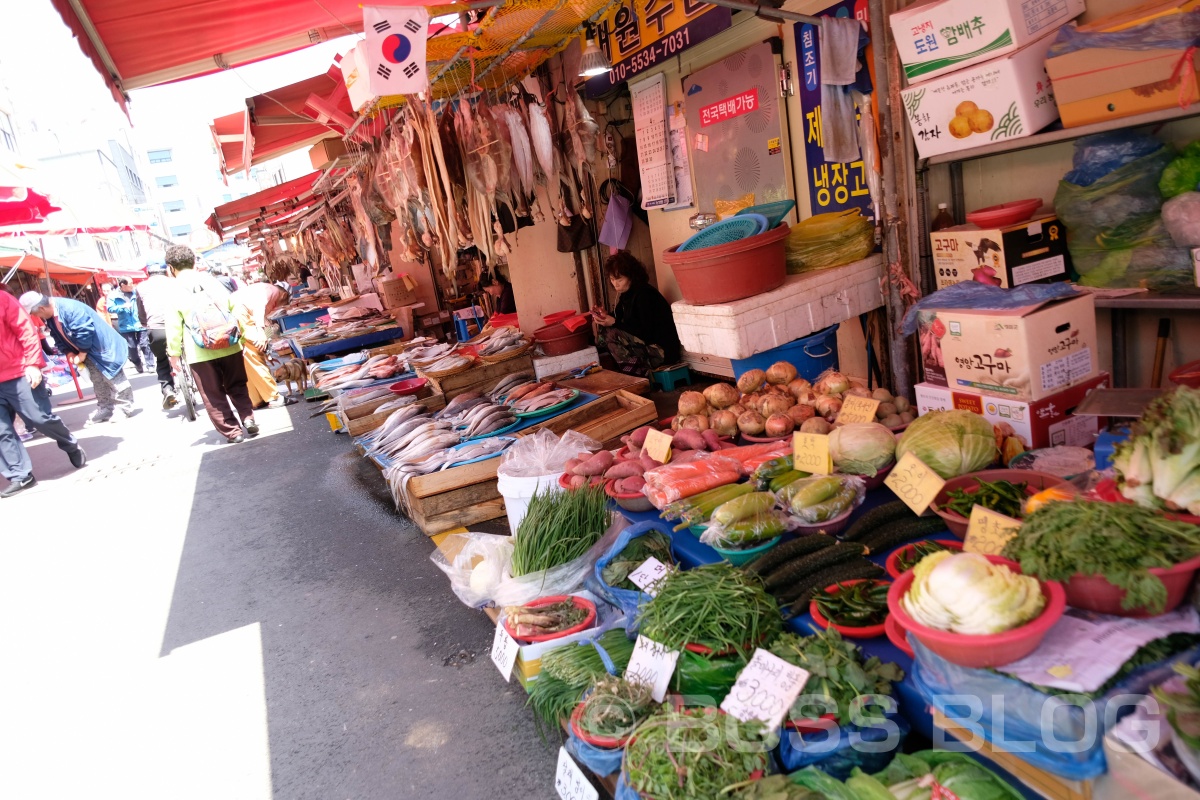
left=887, top=554, right=1065, bottom=668
left=1062, top=554, right=1200, bottom=618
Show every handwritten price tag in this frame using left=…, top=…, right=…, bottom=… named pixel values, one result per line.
left=643, top=428, right=673, bottom=464
left=837, top=396, right=881, bottom=424
left=555, top=746, right=599, bottom=800
left=625, top=635, right=681, bottom=702
left=720, top=648, right=810, bottom=731
left=490, top=618, right=520, bottom=682
left=884, top=452, right=946, bottom=515
left=964, top=506, right=1022, bottom=556
left=793, top=432, right=832, bottom=474
left=628, top=556, right=671, bottom=597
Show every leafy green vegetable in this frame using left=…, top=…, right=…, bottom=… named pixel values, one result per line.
left=829, top=422, right=897, bottom=477
left=575, top=676, right=654, bottom=739
left=511, top=484, right=609, bottom=576
left=636, top=562, right=782, bottom=658
left=895, top=410, right=998, bottom=480
left=1003, top=500, right=1200, bottom=613
left=768, top=628, right=903, bottom=724
left=1154, top=661, right=1200, bottom=751
left=944, top=478, right=1027, bottom=519
left=600, top=531, right=673, bottom=590
left=733, top=774, right=827, bottom=800
left=869, top=750, right=1026, bottom=800
left=624, top=707, right=770, bottom=800
left=540, top=628, right=634, bottom=686
left=1113, top=386, right=1200, bottom=512
left=815, top=580, right=889, bottom=627
left=527, top=674, right=583, bottom=738
left=905, top=551, right=1044, bottom=635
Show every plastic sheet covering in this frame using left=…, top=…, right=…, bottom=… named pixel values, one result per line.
left=700, top=509, right=790, bottom=548
left=565, top=730, right=625, bottom=777
left=781, top=475, right=866, bottom=525
left=908, top=635, right=1200, bottom=780
left=1047, top=8, right=1200, bottom=57
left=900, top=281, right=1081, bottom=336
left=1163, top=192, right=1200, bottom=246
left=498, top=428, right=600, bottom=477
left=1063, top=132, right=1162, bottom=187
left=785, top=210, right=875, bottom=274
left=1055, top=144, right=1193, bottom=288
left=777, top=706, right=911, bottom=779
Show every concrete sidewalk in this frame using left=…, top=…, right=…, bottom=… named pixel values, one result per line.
left=1, top=368, right=558, bottom=799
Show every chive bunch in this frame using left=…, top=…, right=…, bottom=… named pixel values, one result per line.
left=511, top=484, right=610, bottom=576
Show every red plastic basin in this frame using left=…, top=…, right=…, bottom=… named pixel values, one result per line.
left=569, top=700, right=631, bottom=750
left=885, top=539, right=964, bottom=580
left=1062, top=554, right=1200, bottom=617
left=931, top=469, right=1066, bottom=539
left=604, top=478, right=654, bottom=512
left=965, top=198, right=1043, bottom=228
left=809, top=579, right=891, bottom=639
left=503, top=595, right=597, bottom=643
left=886, top=554, right=1066, bottom=668
left=388, top=377, right=428, bottom=396
left=664, top=222, right=789, bottom=306
left=543, top=309, right=577, bottom=325
left=534, top=322, right=591, bottom=356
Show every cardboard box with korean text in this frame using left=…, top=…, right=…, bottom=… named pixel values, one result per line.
left=890, top=0, right=1085, bottom=83
left=938, top=293, right=1099, bottom=402
left=953, top=372, right=1109, bottom=455
left=931, top=211, right=1071, bottom=289
left=900, top=33, right=1061, bottom=160
left=914, top=382, right=954, bottom=415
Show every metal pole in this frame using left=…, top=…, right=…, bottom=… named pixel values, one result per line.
left=702, top=0, right=824, bottom=25
left=38, top=237, right=50, bottom=296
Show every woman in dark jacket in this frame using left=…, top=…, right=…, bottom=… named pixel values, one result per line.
left=593, top=253, right=681, bottom=376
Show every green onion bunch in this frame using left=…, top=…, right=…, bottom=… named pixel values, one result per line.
left=511, top=484, right=609, bottom=576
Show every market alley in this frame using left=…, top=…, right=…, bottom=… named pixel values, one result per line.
left=0, top=373, right=558, bottom=800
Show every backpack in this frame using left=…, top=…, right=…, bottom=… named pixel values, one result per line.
left=183, top=279, right=240, bottom=350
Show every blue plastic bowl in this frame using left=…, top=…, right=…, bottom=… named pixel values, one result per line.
left=712, top=536, right=782, bottom=566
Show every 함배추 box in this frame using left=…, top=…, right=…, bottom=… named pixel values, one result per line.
left=936, top=293, right=1099, bottom=401
left=900, top=33, right=1060, bottom=160
left=890, top=0, right=1084, bottom=83
left=931, top=211, right=1071, bottom=289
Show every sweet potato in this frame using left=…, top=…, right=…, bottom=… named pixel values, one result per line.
left=605, top=461, right=645, bottom=479
left=563, top=457, right=583, bottom=474
left=640, top=451, right=662, bottom=470
left=614, top=475, right=646, bottom=494
left=629, top=426, right=654, bottom=448
left=672, top=428, right=706, bottom=451
left=700, top=429, right=722, bottom=451
left=671, top=449, right=707, bottom=465
left=572, top=449, right=615, bottom=476
left=568, top=474, right=588, bottom=489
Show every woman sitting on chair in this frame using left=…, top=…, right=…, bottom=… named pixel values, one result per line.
left=593, top=253, right=681, bottom=377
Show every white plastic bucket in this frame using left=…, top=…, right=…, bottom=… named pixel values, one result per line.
left=497, top=471, right=563, bottom=533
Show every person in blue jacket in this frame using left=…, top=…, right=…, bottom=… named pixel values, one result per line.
left=107, top=277, right=155, bottom=373
left=19, top=292, right=137, bottom=426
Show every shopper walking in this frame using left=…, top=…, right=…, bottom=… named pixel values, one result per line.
left=0, top=289, right=87, bottom=497
left=20, top=292, right=135, bottom=426
left=107, top=277, right=155, bottom=373
left=231, top=281, right=294, bottom=409
left=164, top=245, right=257, bottom=444
left=138, top=258, right=180, bottom=409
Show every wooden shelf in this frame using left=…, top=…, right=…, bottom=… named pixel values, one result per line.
left=1093, top=290, right=1200, bottom=310
left=923, top=103, right=1200, bottom=166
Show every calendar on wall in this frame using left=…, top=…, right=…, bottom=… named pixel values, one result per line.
left=630, top=73, right=676, bottom=210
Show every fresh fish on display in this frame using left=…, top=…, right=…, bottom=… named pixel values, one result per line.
left=464, top=407, right=516, bottom=437
left=487, top=372, right=533, bottom=400
left=435, top=390, right=484, bottom=419
left=510, top=388, right=575, bottom=413
left=422, top=353, right=471, bottom=372
left=504, top=381, right=555, bottom=403
left=444, top=436, right=513, bottom=467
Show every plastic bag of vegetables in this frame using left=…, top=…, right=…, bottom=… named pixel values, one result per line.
left=699, top=491, right=791, bottom=548
left=428, top=532, right=515, bottom=608
left=587, top=521, right=675, bottom=629
left=780, top=474, right=866, bottom=525
left=895, top=410, right=998, bottom=480
left=492, top=514, right=628, bottom=607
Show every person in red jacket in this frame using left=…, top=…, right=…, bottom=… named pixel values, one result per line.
left=0, top=288, right=86, bottom=497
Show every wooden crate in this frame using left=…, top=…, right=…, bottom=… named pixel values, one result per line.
left=408, top=484, right=506, bottom=535
left=343, top=391, right=446, bottom=438
left=551, top=368, right=650, bottom=397
left=933, top=710, right=1095, bottom=800
left=423, top=355, right=534, bottom=400
left=532, top=390, right=657, bottom=444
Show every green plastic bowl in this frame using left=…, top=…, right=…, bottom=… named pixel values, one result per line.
left=712, top=536, right=782, bottom=566
left=689, top=524, right=707, bottom=537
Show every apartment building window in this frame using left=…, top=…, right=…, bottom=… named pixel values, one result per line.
left=169, top=224, right=192, bottom=238
left=155, top=175, right=178, bottom=188
left=0, top=112, right=14, bottom=152
left=163, top=200, right=185, bottom=212
left=148, top=149, right=172, bottom=164
left=95, top=240, right=115, bottom=261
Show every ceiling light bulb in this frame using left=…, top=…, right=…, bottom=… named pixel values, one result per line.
left=578, top=34, right=611, bottom=78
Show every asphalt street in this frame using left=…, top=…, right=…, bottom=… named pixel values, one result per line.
left=0, top=368, right=560, bottom=800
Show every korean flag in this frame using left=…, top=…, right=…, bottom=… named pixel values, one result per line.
left=365, top=6, right=430, bottom=96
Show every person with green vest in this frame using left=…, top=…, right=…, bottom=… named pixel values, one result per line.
left=164, top=245, right=257, bottom=444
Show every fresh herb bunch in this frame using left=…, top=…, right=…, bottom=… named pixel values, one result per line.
left=541, top=629, right=635, bottom=686
left=623, top=707, right=770, bottom=800
left=769, top=629, right=904, bottom=724
left=1153, top=661, right=1200, bottom=751
left=576, top=676, right=655, bottom=740
left=814, top=580, right=890, bottom=627
left=636, top=562, right=782, bottom=658
left=527, top=674, right=584, bottom=738
left=511, top=484, right=609, bottom=576
left=944, top=478, right=1027, bottom=518
left=733, top=775, right=827, bottom=800
left=601, top=531, right=673, bottom=590
left=895, top=540, right=954, bottom=573
left=1002, top=500, right=1200, bottom=613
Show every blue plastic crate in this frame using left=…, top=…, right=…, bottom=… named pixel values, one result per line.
left=729, top=323, right=839, bottom=381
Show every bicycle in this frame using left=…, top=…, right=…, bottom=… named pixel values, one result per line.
left=173, top=351, right=201, bottom=422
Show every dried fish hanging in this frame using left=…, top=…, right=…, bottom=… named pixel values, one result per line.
left=345, top=170, right=380, bottom=270
left=374, top=126, right=423, bottom=263
left=412, top=98, right=464, bottom=295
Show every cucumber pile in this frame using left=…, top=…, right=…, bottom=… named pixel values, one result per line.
left=743, top=536, right=882, bottom=617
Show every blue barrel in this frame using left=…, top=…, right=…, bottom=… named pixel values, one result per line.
left=730, top=323, right=839, bottom=381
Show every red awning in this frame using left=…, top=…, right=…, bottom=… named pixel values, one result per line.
left=0, top=215, right=150, bottom=238
left=0, top=188, right=60, bottom=226
left=48, top=0, right=373, bottom=107
left=0, top=254, right=99, bottom=285
left=207, top=171, right=322, bottom=237
left=98, top=265, right=149, bottom=282
left=211, top=64, right=353, bottom=175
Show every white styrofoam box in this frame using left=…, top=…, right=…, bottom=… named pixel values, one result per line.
left=684, top=350, right=735, bottom=378
left=670, top=255, right=884, bottom=360
left=532, top=346, right=599, bottom=380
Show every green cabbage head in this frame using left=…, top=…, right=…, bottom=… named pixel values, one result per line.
left=895, top=410, right=997, bottom=479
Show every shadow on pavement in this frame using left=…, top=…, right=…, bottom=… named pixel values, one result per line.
left=157, top=405, right=558, bottom=800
